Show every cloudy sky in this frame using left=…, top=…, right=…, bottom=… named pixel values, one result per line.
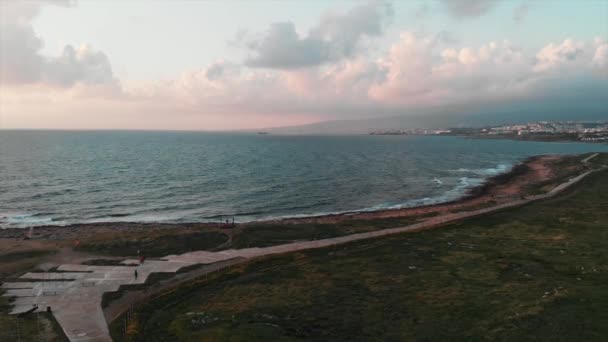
left=1, top=0, right=607, bottom=131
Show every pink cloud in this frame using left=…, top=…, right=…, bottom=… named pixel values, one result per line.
left=1, top=1, right=606, bottom=130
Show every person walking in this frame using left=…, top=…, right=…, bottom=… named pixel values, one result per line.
left=134, top=269, right=138, bottom=279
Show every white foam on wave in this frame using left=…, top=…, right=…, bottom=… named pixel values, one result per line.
left=389, top=177, right=484, bottom=210
left=87, top=208, right=204, bottom=224
left=1, top=162, right=509, bottom=228
left=241, top=175, right=486, bottom=223
left=432, top=177, right=443, bottom=185
left=0, top=212, right=61, bottom=229
left=446, top=163, right=512, bottom=176
left=472, top=163, right=510, bottom=176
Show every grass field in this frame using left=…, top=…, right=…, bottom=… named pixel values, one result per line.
left=75, top=230, right=229, bottom=257
left=116, top=168, right=608, bottom=341
left=0, top=297, right=68, bottom=342
left=71, top=211, right=435, bottom=257
left=588, top=152, right=608, bottom=167
left=231, top=215, right=434, bottom=249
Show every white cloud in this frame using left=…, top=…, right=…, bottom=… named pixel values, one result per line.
left=533, top=38, right=585, bottom=73
left=0, top=1, right=117, bottom=87
left=122, top=33, right=604, bottom=122
left=592, top=37, right=608, bottom=75
left=367, top=33, right=531, bottom=107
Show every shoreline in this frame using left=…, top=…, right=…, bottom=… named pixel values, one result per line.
left=451, top=133, right=608, bottom=145
left=0, top=153, right=584, bottom=240
left=2, top=154, right=604, bottom=342
left=0, top=153, right=602, bottom=341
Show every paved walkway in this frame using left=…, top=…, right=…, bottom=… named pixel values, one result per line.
left=2, top=165, right=603, bottom=341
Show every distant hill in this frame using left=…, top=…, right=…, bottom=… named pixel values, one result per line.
left=266, top=101, right=608, bottom=134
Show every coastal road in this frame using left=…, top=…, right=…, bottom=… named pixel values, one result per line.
left=2, top=162, right=605, bottom=342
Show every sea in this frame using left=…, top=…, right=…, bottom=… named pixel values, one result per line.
left=2, top=131, right=607, bottom=229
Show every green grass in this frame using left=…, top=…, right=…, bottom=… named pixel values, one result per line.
left=523, top=154, right=589, bottom=196
left=116, top=169, right=608, bottom=341
left=231, top=215, right=435, bottom=249
left=0, top=249, right=56, bottom=280
left=76, top=231, right=229, bottom=257
left=0, top=295, right=69, bottom=342
left=0, top=250, right=55, bottom=263
left=587, top=152, right=608, bottom=167
left=0, top=249, right=68, bottom=341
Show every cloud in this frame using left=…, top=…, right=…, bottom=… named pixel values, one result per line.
left=367, top=33, right=533, bottom=107
left=0, top=1, right=116, bottom=87
left=44, top=45, right=114, bottom=86
left=513, top=3, right=529, bottom=22
left=204, top=62, right=226, bottom=81
left=5, top=34, right=607, bottom=130
left=2, top=1, right=606, bottom=130
left=242, top=1, right=393, bottom=69
left=121, top=33, right=605, bottom=125
left=440, top=0, right=499, bottom=18
left=592, top=38, right=608, bottom=75
left=533, top=38, right=585, bottom=73
left=243, top=22, right=330, bottom=69
left=412, top=4, right=431, bottom=20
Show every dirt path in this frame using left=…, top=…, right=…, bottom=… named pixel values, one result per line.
left=582, top=153, right=599, bottom=164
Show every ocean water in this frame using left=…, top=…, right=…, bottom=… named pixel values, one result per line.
left=1, top=131, right=607, bottom=228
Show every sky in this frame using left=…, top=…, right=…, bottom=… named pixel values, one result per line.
left=1, top=0, right=607, bottom=131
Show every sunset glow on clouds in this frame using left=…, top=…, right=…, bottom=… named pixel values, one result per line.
left=1, top=0, right=607, bottom=130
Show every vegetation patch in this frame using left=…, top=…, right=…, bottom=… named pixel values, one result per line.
left=116, top=169, right=608, bottom=341
left=468, top=162, right=531, bottom=198
left=0, top=250, right=55, bottom=263
left=232, top=216, right=425, bottom=249
left=0, top=292, right=69, bottom=342
left=76, top=231, right=228, bottom=257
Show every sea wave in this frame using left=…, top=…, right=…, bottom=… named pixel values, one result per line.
left=239, top=176, right=485, bottom=223
left=447, top=163, right=512, bottom=176
left=472, top=164, right=510, bottom=176
left=0, top=175, right=488, bottom=229
left=0, top=163, right=505, bottom=229
left=0, top=212, right=60, bottom=227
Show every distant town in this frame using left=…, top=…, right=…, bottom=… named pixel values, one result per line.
left=370, top=121, right=608, bottom=143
